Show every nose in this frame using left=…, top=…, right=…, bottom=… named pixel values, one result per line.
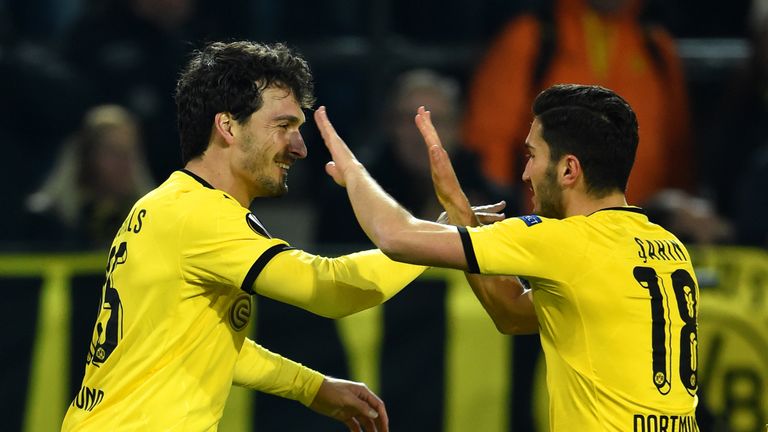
left=288, top=131, right=307, bottom=160
left=521, top=159, right=531, bottom=182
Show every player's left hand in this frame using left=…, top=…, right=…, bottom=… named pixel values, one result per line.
left=309, top=376, right=389, bottom=432
left=437, top=201, right=507, bottom=225
left=314, top=106, right=362, bottom=188
left=414, top=106, right=478, bottom=225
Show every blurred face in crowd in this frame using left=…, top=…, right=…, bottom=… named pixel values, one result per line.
left=87, top=124, right=142, bottom=199
left=522, top=119, right=566, bottom=219
left=393, top=86, right=459, bottom=174
left=230, top=86, right=307, bottom=198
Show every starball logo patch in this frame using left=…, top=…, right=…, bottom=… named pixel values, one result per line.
left=229, top=294, right=252, bottom=331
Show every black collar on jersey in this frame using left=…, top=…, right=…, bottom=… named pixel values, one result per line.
left=179, top=169, right=274, bottom=239
left=179, top=169, right=215, bottom=189
left=589, top=206, right=646, bottom=216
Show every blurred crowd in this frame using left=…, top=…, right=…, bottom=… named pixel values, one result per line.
left=0, top=0, right=764, bottom=253
left=1, top=0, right=766, bottom=430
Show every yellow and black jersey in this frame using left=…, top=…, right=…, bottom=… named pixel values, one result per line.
left=62, top=170, right=426, bottom=431
left=459, top=208, right=700, bottom=432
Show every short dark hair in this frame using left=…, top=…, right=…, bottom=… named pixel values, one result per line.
left=532, top=84, right=638, bottom=197
left=175, top=41, right=315, bottom=164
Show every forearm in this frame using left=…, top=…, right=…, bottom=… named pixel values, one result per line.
left=255, top=249, right=427, bottom=319
left=465, top=275, right=538, bottom=334
left=443, top=195, right=538, bottom=334
left=233, top=338, right=325, bottom=406
left=343, top=165, right=418, bottom=254
left=341, top=166, right=467, bottom=269
left=316, top=106, right=468, bottom=270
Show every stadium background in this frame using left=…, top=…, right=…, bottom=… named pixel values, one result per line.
left=1, top=0, right=767, bottom=431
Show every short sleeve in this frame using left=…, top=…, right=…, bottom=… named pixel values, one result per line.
left=464, top=216, right=586, bottom=280
left=180, top=197, right=292, bottom=293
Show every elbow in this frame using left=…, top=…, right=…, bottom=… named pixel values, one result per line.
left=308, top=301, right=365, bottom=320
left=319, top=310, right=346, bottom=320
left=367, top=213, right=417, bottom=262
left=312, top=307, right=355, bottom=320
left=371, top=228, right=406, bottom=261
left=495, top=318, right=538, bottom=335
left=494, top=320, right=519, bottom=335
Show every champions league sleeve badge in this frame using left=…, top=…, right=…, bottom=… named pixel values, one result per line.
left=518, top=215, right=542, bottom=227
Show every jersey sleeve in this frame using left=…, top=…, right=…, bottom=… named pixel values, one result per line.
left=460, top=216, right=586, bottom=280
left=232, top=338, right=324, bottom=406
left=253, top=249, right=428, bottom=319
left=179, top=198, right=292, bottom=294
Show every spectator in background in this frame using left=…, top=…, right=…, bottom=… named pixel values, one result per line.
left=644, top=189, right=734, bottom=245
left=462, top=0, right=693, bottom=211
left=25, top=105, right=155, bottom=251
left=317, top=69, right=492, bottom=245
left=24, top=105, right=155, bottom=401
left=708, top=0, right=768, bottom=247
left=314, top=69, right=492, bottom=431
left=62, top=0, right=197, bottom=181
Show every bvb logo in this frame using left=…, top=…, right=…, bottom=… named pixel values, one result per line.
left=229, top=294, right=252, bottom=331
left=655, top=372, right=665, bottom=385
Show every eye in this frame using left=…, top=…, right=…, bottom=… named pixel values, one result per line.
left=278, top=123, right=290, bottom=130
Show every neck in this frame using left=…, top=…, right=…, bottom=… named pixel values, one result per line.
left=563, top=190, right=628, bottom=218
left=184, top=158, right=252, bottom=208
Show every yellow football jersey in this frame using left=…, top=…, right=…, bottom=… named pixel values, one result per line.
left=62, top=170, right=425, bottom=431
left=460, top=208, right=700, bottom=431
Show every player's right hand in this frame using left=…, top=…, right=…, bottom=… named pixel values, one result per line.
left=309, top=376, right=389, bottom=432
left=315, top=106, right=363, bottom=188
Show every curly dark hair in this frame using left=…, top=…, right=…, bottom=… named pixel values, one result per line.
left=532, top=84, right=639, bottom=197
left=175, top=41, right=315, bottom=164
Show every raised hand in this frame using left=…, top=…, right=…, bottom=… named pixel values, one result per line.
left=314, top=106, right=361, bottom=188
left=309, top=376, right=389, bottom=432
left=415, top=106, right=504, bottom=226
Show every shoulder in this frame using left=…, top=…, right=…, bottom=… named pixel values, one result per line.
left=474, top=214, right=585, bottom=242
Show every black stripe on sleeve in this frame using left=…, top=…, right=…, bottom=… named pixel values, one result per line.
left=240, top=244, right=295, bottom=294
left=457, top=227, right=480, bottom=274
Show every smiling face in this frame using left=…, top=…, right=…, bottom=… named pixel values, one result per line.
left=522, top=118, right=566, bottom=219
left=232, top=86, right=307, bottom=198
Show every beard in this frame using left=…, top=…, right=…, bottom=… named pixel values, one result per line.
left=253, top=171, right=288, bottom=197
left=239, top=134, right=290, bottom=197
left=535, top=164, right=566, bottom=219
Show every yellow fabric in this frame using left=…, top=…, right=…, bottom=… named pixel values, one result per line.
left=256, top=248, right=427, bottom=319
left=465, top=208, right=700, bottom=431
left=62, top=171, right=425, bottom=431
left=233, top=339, right=324, bottom=406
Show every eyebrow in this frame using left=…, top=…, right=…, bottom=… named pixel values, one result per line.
left=524, top=142, right=535, bottom=151
left=272, top=114, right=304, bottom=125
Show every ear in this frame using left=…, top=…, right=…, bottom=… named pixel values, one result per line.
left=214, top=112, right=236, bottom=145
left=559, top=155, right=581, bottom=188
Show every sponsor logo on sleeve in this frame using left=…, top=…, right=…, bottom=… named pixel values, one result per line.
left=518, top=215, right=542, bottom=227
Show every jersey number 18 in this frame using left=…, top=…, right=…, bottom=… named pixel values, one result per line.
left=633, top=266, right=698, bottom=396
